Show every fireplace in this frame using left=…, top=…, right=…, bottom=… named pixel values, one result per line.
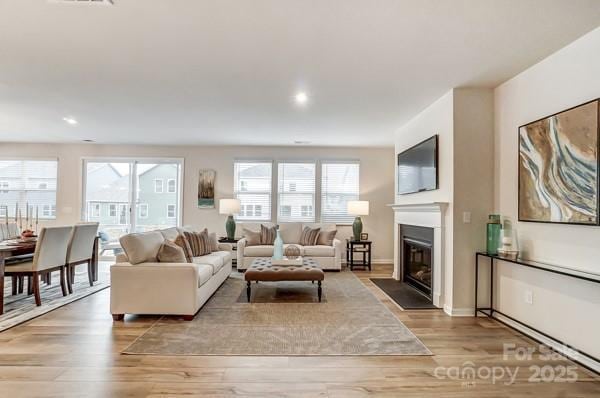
left=401, top=225, right=433, bottom=300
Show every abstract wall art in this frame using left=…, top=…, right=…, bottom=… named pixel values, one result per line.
left=519, top=99, right=599, bottom=225
left=198, top=169, right=216, bottom=208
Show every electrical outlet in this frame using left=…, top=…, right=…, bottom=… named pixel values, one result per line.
left=463, top=211, right=471, bottom=224
left=524, top=290, right=533, bottom=305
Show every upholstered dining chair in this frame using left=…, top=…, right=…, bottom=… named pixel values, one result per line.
left=65, top=222, right=99, bottom=293
left=4, top=226, right=73, bottom=306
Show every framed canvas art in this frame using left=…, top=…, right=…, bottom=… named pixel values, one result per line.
left=518, top=99, right=599, bottom=225
left=198, top=169, right=216, bottom=208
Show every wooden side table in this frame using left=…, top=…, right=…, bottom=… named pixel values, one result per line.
left=346, top=239, right=372, bottom=271
left=218, top=237, right=240, bottom=266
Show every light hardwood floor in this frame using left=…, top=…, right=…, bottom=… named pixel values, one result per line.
left=0, top=264, right=597, bottom=397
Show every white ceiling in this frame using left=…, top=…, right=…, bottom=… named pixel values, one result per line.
left=1, top=0, right=599, bottom=147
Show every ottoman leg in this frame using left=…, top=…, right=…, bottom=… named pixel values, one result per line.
left=246, top=281, right=251, bottom=302
left=318, top=281, right=322, bottom=302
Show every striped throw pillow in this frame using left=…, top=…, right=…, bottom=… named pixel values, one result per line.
left=299, top=226, right=321, bottom=246
left=183, top=229, right=212, bottom=257
left=260, top=224, right=277, bottom=245
left=174, top=234, right=193, bottom=262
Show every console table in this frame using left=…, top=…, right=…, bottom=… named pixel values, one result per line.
left=475, top=252, right=600, bottom=366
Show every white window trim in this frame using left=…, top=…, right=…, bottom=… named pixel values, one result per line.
left=138, top=203, right=149, bottom=219
left=167, top=204, right=176, bottom=218
left=154, top=179, right=164, bottom=193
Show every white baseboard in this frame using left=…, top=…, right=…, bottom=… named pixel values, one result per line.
left=493, top=312, right=600, bottom=374
left=443, top=305, right=474, bottom=317
left=342, top=259, right=393, bottom=265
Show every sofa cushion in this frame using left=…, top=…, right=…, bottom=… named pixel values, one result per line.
left=197, top=264, right=214, bottom=287
left=316, top=229, right=337, bottom=246
left=243, top=228, right=261, bottom=246
left=208, top=232, right=219, bottom=252
left=260, top=224, right=277, bottom=245
left=243, top=245, right=274, bottom=257
left=300, top=226, right=320, bottom=246
left=160, top=227, right=181, bottom=241
left=304, top=245, right=335, bottom=257
left=119, top=231, right=164, bottom=265
left=157, top=240, right=187, bottom=263
left=279, top=223, right=302, bottom=244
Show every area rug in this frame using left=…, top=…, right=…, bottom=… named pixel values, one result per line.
left=0, top=263, right=110, bottom=332
left=123, top=271, right=431, bottom=356
left=370, top=278, right=438, bottom=309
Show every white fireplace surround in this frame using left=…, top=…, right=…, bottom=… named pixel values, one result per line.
left=388, top=202, right=448, bottom=308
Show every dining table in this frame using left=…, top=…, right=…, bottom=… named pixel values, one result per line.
left=0, top=236, right=99, bottom=315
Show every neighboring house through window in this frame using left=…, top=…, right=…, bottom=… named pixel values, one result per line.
left=89, top=202, right=100, bottom=218
left=234, top=161, right=272, bottom=221
left=139, top=203, right=149, bottom=218
left=167, top=179, right=176, bottom=193
left=42, top=204, right=56, bottom=218
left=167, top=204, right=176, bottom=218
left=154, top=179, right=163, bottom=193
left=38, top=182, right=48, bottom=190
left=109, top=204, right=117, bottom=217
left=0, top=181, right=8, bottom=194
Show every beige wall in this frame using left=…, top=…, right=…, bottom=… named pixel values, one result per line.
left=0, top=143, right=395, bottom=261
left=494, top=27, right=600, bottom=364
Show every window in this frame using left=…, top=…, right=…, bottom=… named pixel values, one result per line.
left=278, top=162, right=315, bottom=222
left=42, top=204, right=56, bottom=218
left=0, top=159, right=58, bottom=219
left=301, top=205, right=313, bottom=217
left=118, top=204, right=128, bottom=225
left=321, top=162, right=360, bottom=224
left=167, top=204, right=176, bottom=218
left=109, top=204, right=117, bottom=217
left=0, top=207, right=6, bottom=217
left=234, top=161, right=272, bottom=221
left=89, top=203, right=100, bottom=218
left=139, top=203, right=148, bottom=218
left=38, top=182, right=48, bottom=190
left=280, top=205, right=291, bottom=217
left=154, top=179, right=164, bottom=193
left=167, top=179, right=176, bottom=193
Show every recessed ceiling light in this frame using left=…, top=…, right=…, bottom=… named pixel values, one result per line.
left=294, top=140, right=311, bottom=145
left=294, top=92, right=309, bottom=106
left=82, top=139, right=94, bottom=143
left=63, top=117, right=78, bottom=125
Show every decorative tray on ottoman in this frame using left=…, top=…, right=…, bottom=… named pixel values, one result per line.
left=271, top=256, right=303, bottom=266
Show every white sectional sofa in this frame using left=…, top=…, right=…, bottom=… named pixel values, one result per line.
left=236, top=223, right=342, bottom=271
left=110, top=227, right=232, bottom=320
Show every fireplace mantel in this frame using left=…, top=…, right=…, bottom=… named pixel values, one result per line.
left=389, top=202, right=448, bottom=308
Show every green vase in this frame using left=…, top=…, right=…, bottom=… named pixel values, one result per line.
left=352, top=216, right=363, bottom=241
left=225, top=215, right=236, bottom=240
left=486, top=215, right=501, bottom=255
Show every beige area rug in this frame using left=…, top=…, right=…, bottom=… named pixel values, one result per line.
left=123, top=270, right=431, bottom=356
left=0, top=263, right=110, bottom=332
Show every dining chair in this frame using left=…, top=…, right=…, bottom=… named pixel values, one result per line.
left=65, top=222, right=99, bottom=293
left=4, top=226, right=73, bottom=306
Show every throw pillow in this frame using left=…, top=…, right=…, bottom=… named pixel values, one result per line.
left=243, top=228, right=261, bottom=246
left=157, top=240, right=188, bottom=263
left=174, top=234, right=193, bottom=262
left=183, top=229, right=212, bottom=257
left=260, top=224, right=277, bottom=245
left=316, top=229, right=337, bottom=246
left=299, top=226, right=321, bottom=246
left=208, top=232, right=219, bottom=252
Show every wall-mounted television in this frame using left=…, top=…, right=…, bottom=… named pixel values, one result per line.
left=397, top=135, right=438, bottom=195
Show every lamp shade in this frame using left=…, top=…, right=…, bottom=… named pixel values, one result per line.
left=219, top=198, right=241, bottom=215
left=347, top=200, right=369, bottom=216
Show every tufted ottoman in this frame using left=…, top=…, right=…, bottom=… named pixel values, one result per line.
left=244, top=258, right=325, bottom=302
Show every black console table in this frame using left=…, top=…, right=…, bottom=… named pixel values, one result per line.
left=475, top=252, right=600, bottom=367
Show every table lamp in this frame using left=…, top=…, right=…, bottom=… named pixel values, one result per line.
left=219, top=198, right=241, bottom=240
left=347, top=200, right=369, bottom=241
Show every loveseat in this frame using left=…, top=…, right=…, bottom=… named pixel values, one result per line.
left=110, top=227, right=232, bottom=320
left=236, top=223, right=342, bottom=271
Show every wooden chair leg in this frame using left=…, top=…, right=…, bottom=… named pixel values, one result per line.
left=27, top=276, right=33, bottom=295
left=112, top=314, right=124, bottom=321
left=66, top=264, right=73, bottom=294
left=59, top=266, right=68, bottom=297
left=87, top=260, right=94, bottom=287
left=11, top=276, right=17, bottom=295
left=32, top=272, right=41, bottom=306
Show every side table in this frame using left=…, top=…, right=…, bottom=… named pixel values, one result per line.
left=346, top=239, right=372, bottom=271
left=218, top=237, right=240, bottom=267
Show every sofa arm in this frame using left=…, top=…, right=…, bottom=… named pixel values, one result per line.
left=110, top=262, right=200, bottom=316
left=333, top=238, right=343, bottom=268
left=237, top=238, right=247, bottom=267
left=115, top=253, right=129, bottom=263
